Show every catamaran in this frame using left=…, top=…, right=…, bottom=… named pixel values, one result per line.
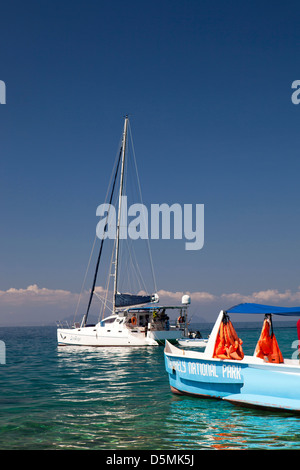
left=57, top=116, right=190, bottom=346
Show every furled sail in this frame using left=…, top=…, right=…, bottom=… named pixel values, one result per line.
left=115, top=293, right=158, bottom=308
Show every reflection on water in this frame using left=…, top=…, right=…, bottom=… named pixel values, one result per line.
left=55, top=335, right=300, bottom=450
left=54, top=345, right=169, bottom=449
left=164, top=393, right=300, bottom=450
left=1, top=326, right=300, bottom=449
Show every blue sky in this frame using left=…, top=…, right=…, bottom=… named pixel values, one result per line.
left=1, top=0, right=300, bottom=325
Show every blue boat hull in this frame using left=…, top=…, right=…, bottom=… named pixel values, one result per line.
left=164, top=341, right=300, bottom=412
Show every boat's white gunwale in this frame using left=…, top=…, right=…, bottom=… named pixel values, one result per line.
left=165, top=341, right=300, bottom=370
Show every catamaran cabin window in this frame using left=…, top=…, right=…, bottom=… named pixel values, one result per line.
left=100, top=317, right=115, bottom=326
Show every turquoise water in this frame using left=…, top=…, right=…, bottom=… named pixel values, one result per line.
left=1, top=324, right=300, bottom=450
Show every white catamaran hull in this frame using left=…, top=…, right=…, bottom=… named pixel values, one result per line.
left=57, top=320, right=184, bottom=347
left=57, top=326, right=156, bottom=346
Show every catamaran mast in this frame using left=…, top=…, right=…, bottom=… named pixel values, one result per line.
left=113, top=115, right=128, bottom=313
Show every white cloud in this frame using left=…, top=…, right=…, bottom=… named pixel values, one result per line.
left=0, top=284, right=78, bottom=306
left=157, top=289, right=215, bottom=303
left=1, top=283, right=300, bottom=325
left=2, top=284, right=300, bottom=308
left=0, top=285, right=81, bottom=326
left=220, top=288, right=300, bottom=305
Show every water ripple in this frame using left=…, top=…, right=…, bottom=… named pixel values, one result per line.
left=1, top=326, right=300, bottom=449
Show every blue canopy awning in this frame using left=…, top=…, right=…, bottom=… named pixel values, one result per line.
left=226, top=303, right=300, bottom=316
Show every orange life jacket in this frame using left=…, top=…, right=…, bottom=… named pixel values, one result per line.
left=213, top=317, right=244, bottom=360
left=255, top=318, right=283, bottom=363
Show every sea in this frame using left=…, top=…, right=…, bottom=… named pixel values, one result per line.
left=1, top=322, right=300, bottom=451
